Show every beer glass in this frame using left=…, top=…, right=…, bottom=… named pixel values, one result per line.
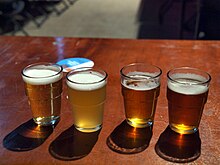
left=66, top=67, right=107, bottom=133
left=22, top=63, right=63, bottom=126
left=120, top=63, right=162, bottom=128
left=167, top=67, right=211, bottom=134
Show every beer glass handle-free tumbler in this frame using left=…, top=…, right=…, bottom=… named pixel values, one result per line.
left=120, top=63, right=162, bottom=128
left=66, top=67, right=108, bottom=133
left=21, top=63, right=63, bottom=126
left=167, top=67, right=211, bottom=134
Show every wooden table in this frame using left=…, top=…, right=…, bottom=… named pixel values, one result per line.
left=0, top=36, right=219, bottom=164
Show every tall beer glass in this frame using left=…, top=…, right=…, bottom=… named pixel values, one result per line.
left=120, top=63, right=162, bottom=128
left=167, top=67, right=211, bottom=134
left=22, top=63, right=63, bottom=126
left=66, top=67, right=107, bottom=133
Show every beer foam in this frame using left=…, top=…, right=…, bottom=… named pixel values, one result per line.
left=22, top=69, right=62, bottom=85
left=122, top=72, right=160, bottom=91
left=127, top=71, right=160, bottom=78
left=168, top=73, right=209, bottom=95
left=170, top=73, right=207, bottom=82
left=122, top=79, right=159, bottom=91
left=67, top=72, right=106, bottom=91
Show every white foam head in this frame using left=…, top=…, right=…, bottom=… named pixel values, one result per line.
left=122, top=72, right=160, bottom=91
left=168, top=73, right=209, bottom=95
left=22, top=69, right=63, bottom=85
left=67, top=72, right=107, bottom=91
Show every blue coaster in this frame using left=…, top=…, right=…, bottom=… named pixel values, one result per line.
left=57, top=58, right=94, bottom=72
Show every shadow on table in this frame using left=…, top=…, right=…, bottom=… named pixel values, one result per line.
left=106, top=120, right=153, bottom=154
left=155, top=126, right=201, bottom=163
left=3, top=119, right=56, bottom=151
left=49, top=125, right=101, bottom=160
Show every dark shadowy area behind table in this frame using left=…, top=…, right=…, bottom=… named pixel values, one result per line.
left=137, top=0, right=220, bottom=40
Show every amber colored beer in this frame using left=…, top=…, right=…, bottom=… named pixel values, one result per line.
left=22, top=63, right=63, bottom=126
left=66, top=69, right=107, bottom=133
left=167, top=70, right=210, bottom=134
left=167, top=87, right=208, bottom=134
left=121, top=75, right=160, bottom=128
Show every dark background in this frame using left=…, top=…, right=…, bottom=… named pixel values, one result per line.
left=138, top=0, right=220, bottom=40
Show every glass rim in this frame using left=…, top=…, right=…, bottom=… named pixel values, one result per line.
left=66, top=67, right=108, bottom=85
left=167, top=67, right=211, bottom=85
left=120, top=63, right=162, bottom=80
left=21, top=62, right=63, bottom=79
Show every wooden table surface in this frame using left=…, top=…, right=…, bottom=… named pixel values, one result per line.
left=0, top=36, right=219, bottom=165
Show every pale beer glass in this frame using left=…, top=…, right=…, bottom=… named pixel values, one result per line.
left=22, top=63, right=63, bottom=126
left=167, top=67, right=211, bottom=134
left=120, top=63, right=162, bottom=128
left=66, top=68, right=107, bottom=133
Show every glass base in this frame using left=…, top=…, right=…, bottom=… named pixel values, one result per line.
left=33, top=116, right=60, bottom=126
left=126, top=118, right=153, bottom=128
left=75, top=124, right=102, bottom=133
left=169, top=124, right=198, bottom=134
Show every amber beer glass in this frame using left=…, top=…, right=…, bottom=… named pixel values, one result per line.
left=22, top=63, right=63, bottom=126
left=167, top=67, right=211, bottom=134
left=66, top=68, right=108, bottom=133
left=120, top=63, right=162, bottom=128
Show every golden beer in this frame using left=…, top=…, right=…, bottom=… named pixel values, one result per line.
left=66, top=68, right=107, bottom=133
left=121, top=77, right=160, bottom=128
left=120, top=63, right=162, bottom=128
left=22, top=63, right=63, bottom=126
left=167, top=67, right=211, bottom=134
